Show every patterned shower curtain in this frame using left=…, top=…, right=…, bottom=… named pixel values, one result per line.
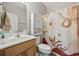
left=41, top=5, right=79, bottom=55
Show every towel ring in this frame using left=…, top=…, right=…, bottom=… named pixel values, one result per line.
left=61, top=19, right=72, bottom=28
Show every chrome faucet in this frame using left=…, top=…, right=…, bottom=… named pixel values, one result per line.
left=0, top=31, right=5, bottom=39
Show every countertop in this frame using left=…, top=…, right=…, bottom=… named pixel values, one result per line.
left=0, top=35, right=37, bottom=50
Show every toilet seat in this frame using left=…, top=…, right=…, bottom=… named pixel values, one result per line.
left=37, top=44, right=52, bottom=54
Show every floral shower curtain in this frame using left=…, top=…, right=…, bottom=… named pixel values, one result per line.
left=41, top=4, right=79, bottom=55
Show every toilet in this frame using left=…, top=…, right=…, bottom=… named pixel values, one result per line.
left=37, top=44, right=52, bottom=56
left=36, top=36, right=52, bottom=56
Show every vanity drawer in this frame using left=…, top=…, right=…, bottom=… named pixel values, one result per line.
left=4, top=39, right=36, bottom=56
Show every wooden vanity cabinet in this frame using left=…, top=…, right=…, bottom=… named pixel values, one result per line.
left=0, top=39, right=37, bottom=56
left=0, top=50, right=4, bottom=56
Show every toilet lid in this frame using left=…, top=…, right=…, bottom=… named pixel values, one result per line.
left=38, top=44, right=51, bottom=50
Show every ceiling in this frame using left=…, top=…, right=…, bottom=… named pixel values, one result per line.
left=43, top=2, right=79, bottom=12
left=4, top=2, right=79, bottom=13
left=2, top=2, right=26, bottom=9
left=13, top=2, right=79, bottom=12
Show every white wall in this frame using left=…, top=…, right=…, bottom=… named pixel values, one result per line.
left=43, top=2, right=79, bottom=14
left=26, top=2, right=47, bottom=34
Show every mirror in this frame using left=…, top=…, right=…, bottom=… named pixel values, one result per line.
left=0, top=3, right=13, bottom=32
left=6, top=12, right=18, bottom=32
left=0, top=3, right=6, bottom=31
left=0, top=3, right=2, bottom=28
left=0, top=2, right=27, bottom=39
left=0, top=2, right=27, bottom=33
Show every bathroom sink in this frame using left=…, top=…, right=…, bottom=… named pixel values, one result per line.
left=15, top=35, right=35, bottom=40
left=0, top=33, right=36, bottom=50
left=2, top=34, right=33, bottom=41
left=2, top=36, right=15, bottom=41
left=0, top=34, right=36, bottom=45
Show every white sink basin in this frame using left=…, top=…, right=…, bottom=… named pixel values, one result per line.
left=0, top=34, right=36, bottom=45
left=1, top=34, right=33, bottom=41
left=0, top=35, right=26, bottom=45
left=0, top=34, right=36, bottom=50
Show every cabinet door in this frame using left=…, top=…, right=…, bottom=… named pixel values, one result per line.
left=5, top=39, right=36, bottom=56
left=17, top=50, right=27, bottom=56
left=0, top=50, right=4, bottom=56
left=26, top=47, right=36, bottom=56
